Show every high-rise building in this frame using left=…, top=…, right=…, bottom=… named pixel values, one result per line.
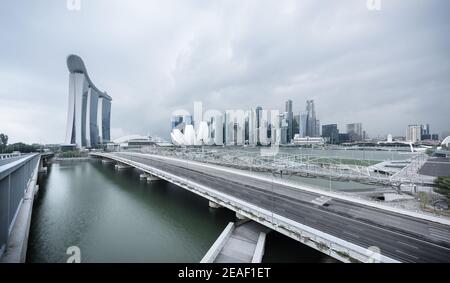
left=322, top=124, right=339, bottom=144
left=299, top=114, right=308, bottom=138
left=65, top=55, right=111, bottom=149
left=246, top=109, right=257, bottom=145
left=347, top=123, right=363, bottom=142
left=302, top=100, right=320, bottom=137
left=293, top=115, right=300, bottom=136
left=279, top=112, right=289, bottom=144
left=210, top=115, right=223, bottom=146
left=224, top=110, right=245, bottom=146
left=315, top=119, right=321, bottom=137
left=285, top=100, right=293, bottom=142
left=406, top=125, right=422, bottom=142
left=422, top=124, right=430, bottom=136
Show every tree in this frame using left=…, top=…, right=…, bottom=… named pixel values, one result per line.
left=0, top=133, right=8, bottom=153
left=435, top=176, right=450, bottom=205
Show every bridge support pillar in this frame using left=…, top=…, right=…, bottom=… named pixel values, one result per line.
left=147, top=175, right=161, bottom=182
left=115, top=163, right=131, bottom=170
left=235, top=212, right=248, bottom=220
left=102, top=159, right=114, bottom=164
left=140, top=173, right=149, bottom=180
left=209, top=201, right=222, bottom=209
left=38, top=161, right=47, bottom=174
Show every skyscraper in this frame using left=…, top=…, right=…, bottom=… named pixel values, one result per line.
left=65, top=54, right=111, bottom=149
left=322, top=124, right=339, bottom=144
left=302, top=99, right=320, bottom=137
left=285, top=100, right=293, bottom=142
left=347, top=123, right=363, bottom=142
left=407, top=125, right=422, bottom=142
left=293, top=114, right=300, bottom=137
left=299, top=114, right=308, bottom=138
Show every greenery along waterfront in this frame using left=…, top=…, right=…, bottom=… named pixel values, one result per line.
left=435, top=176, right=450, bottom=206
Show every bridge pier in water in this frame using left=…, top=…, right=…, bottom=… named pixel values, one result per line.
left=209, top=201, right=222, bottom=209
left=139, top=172, right=161, bottom=183
left=101, top=158, right=114, bottom=165
left=115, top=162, right=132, bottom=170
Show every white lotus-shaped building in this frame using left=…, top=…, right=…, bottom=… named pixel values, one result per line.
left=170, top=121, right=215, bottom=146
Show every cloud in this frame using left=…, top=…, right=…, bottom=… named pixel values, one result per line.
left=0, top=0, right=449, bottom=143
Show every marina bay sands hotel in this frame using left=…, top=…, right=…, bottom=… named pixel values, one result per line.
left=64, top=55, right=111, bottom=149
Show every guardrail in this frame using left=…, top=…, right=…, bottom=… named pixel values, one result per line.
left=0, top=153, right=40, bottom=258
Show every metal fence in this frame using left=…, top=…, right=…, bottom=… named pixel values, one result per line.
left=0, top=153, right=40, bottom=257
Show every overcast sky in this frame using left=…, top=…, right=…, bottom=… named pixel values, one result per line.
left=0, top=0, right=449, bottom=144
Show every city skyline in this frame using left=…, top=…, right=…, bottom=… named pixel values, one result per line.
left=1, top=1, right=450, bottom=144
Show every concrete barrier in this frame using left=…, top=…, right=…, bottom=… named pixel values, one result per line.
left=201, top=222, right=235, bottom=263
left=252, top=232, right=267, bottom=263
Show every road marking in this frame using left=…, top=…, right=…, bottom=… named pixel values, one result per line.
left=397, top=241, right=419, bottom=249
left=395, top=249, right=419, bottom=260
left=343, top=231, right=361, bottom=238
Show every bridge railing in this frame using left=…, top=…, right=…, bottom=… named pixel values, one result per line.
left=0, top=153, right=40, bottom=257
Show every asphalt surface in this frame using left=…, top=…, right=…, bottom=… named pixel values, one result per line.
left=113, top=152, right=450, bottom=262
left=419, top=158, right=450, bottom=177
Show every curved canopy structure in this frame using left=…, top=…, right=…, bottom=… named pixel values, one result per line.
left=67, top=54, right=111, bottom=100
left=442, top=136, right=450, bottom=147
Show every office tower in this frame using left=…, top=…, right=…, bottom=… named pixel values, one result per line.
left=225, top=110, right=245, bottom=146
left=285, top=100, right=293, bottom=142
left=315, top=119, right=321, bottom=137
left=422, top=124, right=430, bottom=136
left=279, top=112, right=289, bottom=144
left=299, top=114, right=307, bottom=138
left=406, top=125, right=422, bottom=142
left=246, top=109, right=257, bottom=146
left=421, top=124, right=431, bottom=140
left=210, top=115, right=224, bottom=146
left=255, top=106, right=262, bottom=145
left=293, top=115, right=300, bottom=136
left=322, top=124, right=339, bottom=144
left=347, top=123, right=363, bottom=142
left=302, top=99, right=320, bottom=137
left=65, top=54, right=112, bottom=149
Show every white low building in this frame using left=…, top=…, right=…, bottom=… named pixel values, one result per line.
left=293, top=135, right=325, bottom=146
